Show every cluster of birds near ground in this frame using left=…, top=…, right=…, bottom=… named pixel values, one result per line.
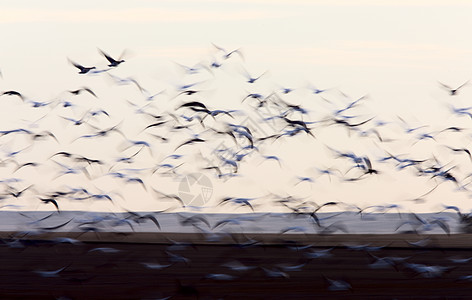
left=0, top=44, right=472, bottom=231
left=4, top=229, right=472, bottom=297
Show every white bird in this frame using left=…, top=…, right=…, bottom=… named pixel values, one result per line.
left=448, top=257, right=472, bottom=264
left=222, top=260, right=257, bottom=272
left=406, top=238, right=431, bottom=248
left=141, top=262, right=173, bottom=270
left=324, top=276, right=352, bottom=291
left=204, top=273, right=236, bottom=280
left=367, top=253, right=409, bottom=270
left=88, top=247, right=121, bottom=253
left=1, top=239, right=25, bottom=248
left=34, top=265, right=68, bottom=278
left=261, top=267, right=289, bottom=278
left=52, top=237, right=82, bottom=245
left=275, top=263, right=306, bottom=272
left=304, top=248, right=334, bottom=259
left=457, top=275, right=472, bottom=281
left=166, top=251, right=190, bottom=264
left=279, top=226, right=309, bottom=234
left=403, top=262, right=452, bottom=278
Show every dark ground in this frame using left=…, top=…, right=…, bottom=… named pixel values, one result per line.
left=1, top=235, right=472, bottom=299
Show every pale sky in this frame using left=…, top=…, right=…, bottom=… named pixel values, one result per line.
left=1, top=1, right=471, bottom=94
left=1, top=1, right=472, bottom=213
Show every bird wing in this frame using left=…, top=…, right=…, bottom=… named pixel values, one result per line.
left=68, top=58, right=84, bottom=70
left=457, top=80, right=470, bottom=90
left=438, top=81, right=452, bottom=90
left=98, top=49, right=116, bottom=63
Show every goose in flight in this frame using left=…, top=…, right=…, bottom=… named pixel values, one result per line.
left=98, top=48, right=126, bottom=67
left=33, top=265, right=69, bottom=278
left=68, top=58, right=96, bottom=74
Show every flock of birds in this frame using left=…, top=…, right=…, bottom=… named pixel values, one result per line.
left=1, top=44, right=472, bottom=297
left=7, top=234, right=472, bottom=298
left=0, top=45, right=471, bottom=220
left=3, top=212, right=472, bottom=297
